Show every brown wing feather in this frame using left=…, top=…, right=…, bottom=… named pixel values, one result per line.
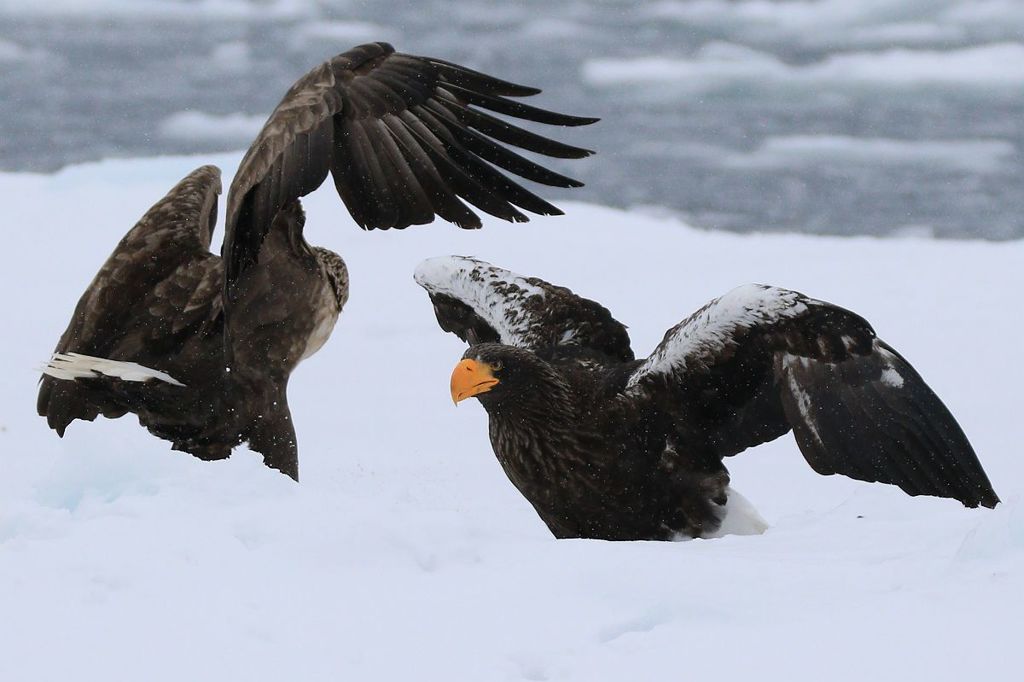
left=55, top=165, right=221, bottom=354
left=38, top=166, right=223, bottom=435
left=222, top=41, right=597, bottom=289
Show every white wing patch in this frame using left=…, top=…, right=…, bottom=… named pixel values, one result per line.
left=628, top=284, right=808, bottom=387
left=42, top=352, right=185, bottom=387
left=876, top=346, right=907, bottom=388
left=880, top=366, right=905, bottom=388
left=414, top=256, right=547, bottom=347
left=781, top=354, right=826, bottom=447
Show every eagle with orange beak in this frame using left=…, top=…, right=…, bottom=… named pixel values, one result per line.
left=416, top=255, right=999, bottom=540
left=451, top=358, right=501, bottom=404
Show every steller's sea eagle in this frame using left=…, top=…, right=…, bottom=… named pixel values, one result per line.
left=414, top=256, right=1000, bottom=540
left=37, top=42, right=596, bottom=480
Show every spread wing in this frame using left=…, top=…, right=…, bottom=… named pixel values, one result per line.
left=626, top=284, right=999, bottom=509
left=414, top=256, right=634, bottom=362
left=223, top=41, right=597, bottom=288
left=38, top=166, right=223, bottom=434
left=49, top=165, right=222, bottom=355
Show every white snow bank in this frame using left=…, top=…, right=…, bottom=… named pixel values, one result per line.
left=838, top=21, right=967, bottom=48
left=645, top=0, right=1024, bottom=47
left=0, top=0, right=316, bottom=20
left=724, top=135, right=1016, bottom=173
left=1, top=153, right=1021, bottom=681
left=207, top=40, right=251, bottom=73
left=647, top=0, right=919, bottom=33
left=0, top=37, right=50, bottom=62
left=290, top=20, right=396, bottom=47
left=157, top=111, right=266, bottom=144
left=626, top=134, right=1017, bottom=175
left=941, top=0, right=1024, bottom=29
left=519, top=17, right=595, bottom=40
left=583, top=42, right=1024, bottom=90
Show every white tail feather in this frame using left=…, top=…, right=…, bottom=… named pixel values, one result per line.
left=705, top=487, right=770, bottom=539
left=40, top=352, right=185, bottom=387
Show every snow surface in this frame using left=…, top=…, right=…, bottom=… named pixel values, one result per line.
left=583, top=42, right=1024, bottom=90
left=290, top=20, right=396, bottom=48
left=644, top=0, right=1024, bottom=47
left=157, top=111, right=267, bottom=144
left=206, top=41, right=252, bottom=74
left=2, top=152, right=1022, bottom=681
left=723, top=135, right=1016, bottom=174
left=0, top=0, right=316, bottom=20
left=0, top=36, right=48, bottom=63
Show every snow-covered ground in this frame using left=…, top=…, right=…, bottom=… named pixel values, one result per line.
left=1, top=153, right=1021, bottom=680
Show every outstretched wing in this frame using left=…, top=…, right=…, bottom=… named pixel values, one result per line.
left=38, top=166, right=223, bottom=434
left=414, top=256, right=634, bottom=362
left=50, top=165, right=222, bottom=355
left=627, top=284, right=999, bottom=509
left=223, top=41, right=597, bottom=288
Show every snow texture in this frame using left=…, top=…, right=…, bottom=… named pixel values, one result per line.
left=723, top=135, right=1015, bottom=174
left=290, top=20, right=394, bottom=47
left=583, top=42, right=1024, bottom=90
left=0, top=37, right=49, bottom=62
left=644, top=0, right=1024, bottom=48
left=1, top=152, right=1021, bottom=681
left=0, top=0, right=316, bottom=20
left=157, top=111, right=266, bottom=144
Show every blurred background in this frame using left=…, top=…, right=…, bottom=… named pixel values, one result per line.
left=2, top=0, right=1023, bottom=239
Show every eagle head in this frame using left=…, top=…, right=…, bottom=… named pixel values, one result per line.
left=450, top=344, right=563, bottom=408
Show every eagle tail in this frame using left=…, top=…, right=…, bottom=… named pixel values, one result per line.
left=40, top=352, right=185, bottom=387
left=704, top=487, right=770, bottom=539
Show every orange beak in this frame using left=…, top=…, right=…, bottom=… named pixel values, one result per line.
left=450, top=358, right=499, bottom=404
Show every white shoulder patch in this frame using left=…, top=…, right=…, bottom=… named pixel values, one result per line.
left=414, top=256, right=546, bottom=346
left=628, top=284, right=807, bottom=387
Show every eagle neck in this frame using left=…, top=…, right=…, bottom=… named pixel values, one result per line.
left=483, top=366, right=585, bottom=483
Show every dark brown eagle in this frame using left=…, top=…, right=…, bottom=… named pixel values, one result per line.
left=37, top=42, right=596, bottom=480
left=414, top=256, right=1000, bottom=540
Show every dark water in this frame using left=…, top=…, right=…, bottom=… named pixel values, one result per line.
left=2, top=0, right=1023, bottom=240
